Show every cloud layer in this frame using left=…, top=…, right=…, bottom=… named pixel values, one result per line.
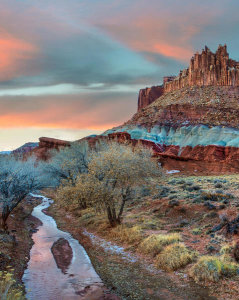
left=0, top=0, right=239, bottom=149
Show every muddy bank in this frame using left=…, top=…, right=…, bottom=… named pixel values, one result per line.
left=47, top=202, right=217, bottom=300
left=0, top=195, right=42, bottom=283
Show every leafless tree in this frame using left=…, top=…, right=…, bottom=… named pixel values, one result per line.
left=0, top=156, right=48, bottom=232
left=43, top=141, right=91, bottom=186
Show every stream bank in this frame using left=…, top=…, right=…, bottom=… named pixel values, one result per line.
left=0, top=195, right=41, bottom=286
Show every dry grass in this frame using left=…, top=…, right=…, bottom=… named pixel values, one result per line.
left=109, top=225, right=143, bottom=244
left=155, top=243, right=194, bottom=271
left=189, top=256, right=239, bottom=283
left=139, top=233, right=181, bottom=257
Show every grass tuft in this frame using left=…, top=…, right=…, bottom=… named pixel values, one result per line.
left=155, top=243, right=194, bottom=271
left=189, top=255, right=239, bottom=283
left=109, top=225, right=143, bottom=244
left=139, top=233, right=181, bottom=256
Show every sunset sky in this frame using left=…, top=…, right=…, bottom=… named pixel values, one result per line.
left=0, top=0, right=239, bottom=150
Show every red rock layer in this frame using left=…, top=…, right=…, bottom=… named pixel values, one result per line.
left=137, top=85, right=164, bottom=111
left=164, top=44, right=239, bottom=93
left=27, top=132, right=239, bottom=174
left=105, top=132, right=239, bottom=174
left=32, top=137, right=71, bottom=160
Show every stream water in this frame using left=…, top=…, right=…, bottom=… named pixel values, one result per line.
left=22, top=194, right=102, bottom=300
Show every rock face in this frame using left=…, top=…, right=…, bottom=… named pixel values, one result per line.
left=31, top=137, right=71, bottom=160
left=164, top=44, right=239, bottom=93
left=103, top=131, right=239, bottom=174
left=137, top=44, right=239, bottom=111
left=137, top=85, right=164, bottom=111
left=104, top=44, right=239, bottom=174
left=38, top=137, right=70, bottom=149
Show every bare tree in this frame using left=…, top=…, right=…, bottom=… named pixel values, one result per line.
left=43, top=141, right=91, bottom=186
left=0, top=156, right=47, bottom=232
left=56, top=142, right=162, bottom=226
left=88, top=143, right=161, bottom=226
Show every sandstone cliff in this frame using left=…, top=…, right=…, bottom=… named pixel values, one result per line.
left=138, top=44, right=239, bottom=111
left=105, top=43, right=239, bottom=175
left=164, top=44, right=239, bottom=93
left=138, top=85, right=164, bottom=111
left=31, top=137, right=70, bottom=160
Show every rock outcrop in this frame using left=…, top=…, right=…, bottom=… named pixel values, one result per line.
left=138, top=44, right=239, bottom=111
left=138, top=85, right=164, bottom=111
left=104, top=44, right=239, bottom=174
left=38, top=137, right=70, bottom=149
left=164, top=44, right=239, bottom=93
left=31, top=137, right=71, bottom=160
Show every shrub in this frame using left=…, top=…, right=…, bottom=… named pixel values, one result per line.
left=109, top=225, right=143, bottom=244
left=139, top=233, right=181, bottom=256
left=155, top=243, right=194, bottom=271
left=0, top=271, right=25, bottom=300
left=220, top=243, right=234, bottom=256
left=201, top=192, right=230, bottom=202
left=189, top=256, right=239, bottom=283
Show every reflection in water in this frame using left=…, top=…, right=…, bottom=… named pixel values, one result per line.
left=23, top=195, right=102, bottom=300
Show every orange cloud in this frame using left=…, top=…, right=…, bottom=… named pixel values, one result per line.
left=153, top=43, right=193, bottom=61
left=0, top=93, right=136, bottom=131
left=0, top=32, right=37, bottom=80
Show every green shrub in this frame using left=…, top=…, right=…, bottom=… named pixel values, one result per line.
left=155, top=243, right=194, bottom=271
left=189, top=256, right=239, bottom=283
left=139, top=233, right=181, bottom=256
left=0, top=270, right=25, bottom=300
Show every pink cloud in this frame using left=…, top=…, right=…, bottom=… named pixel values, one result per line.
left=0, top=31, right=38, bottom=80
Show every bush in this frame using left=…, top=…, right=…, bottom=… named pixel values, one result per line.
left=109, top=225, right=143, bottom=244
left=139, top=233, right=181, bottom=256
left=0, top=270, right=25, bottom=300
left=155, top=243, right=194, bottom=271
left=201, top=192, right=230, bottom=202
left=189, top=256, right=239, bottom=283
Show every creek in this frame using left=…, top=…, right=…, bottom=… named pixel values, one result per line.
left=22, top=194, right=102, bottom=300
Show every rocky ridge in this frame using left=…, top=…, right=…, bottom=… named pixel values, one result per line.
left=104, top=45, right=239, bottom=174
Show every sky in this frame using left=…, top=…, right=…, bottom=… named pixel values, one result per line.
left=0, top=0, right=239, bottom=150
